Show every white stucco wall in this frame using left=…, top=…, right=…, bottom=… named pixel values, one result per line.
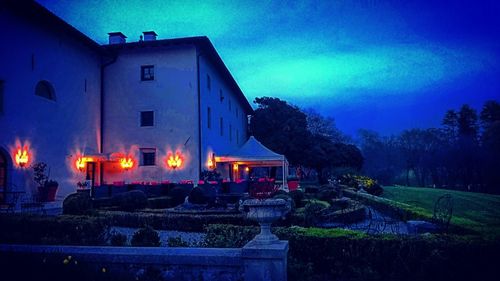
left=0, top=9, right=101, bottom=199
left=198, top=54, right=249, bottom=178
left=103, top=45, right=199, bottom=183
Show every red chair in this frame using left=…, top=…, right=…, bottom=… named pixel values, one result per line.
left=288, top=181, right=299, bottom=191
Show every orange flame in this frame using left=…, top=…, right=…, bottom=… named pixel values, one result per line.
left=167, top=153, right=183, bottom=169
left=75, top=157, right=93, bottom=172
left=15, top=148, right=29, bottom=167
left=120, top=157, right=134, bottom=170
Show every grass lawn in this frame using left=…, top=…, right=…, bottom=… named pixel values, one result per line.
left=381, top=186, right=500, bottom=237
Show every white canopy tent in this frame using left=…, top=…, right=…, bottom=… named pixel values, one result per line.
left=216, top=136, right=289, bottom=188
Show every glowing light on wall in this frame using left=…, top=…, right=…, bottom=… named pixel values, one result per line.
left=233, top=164, right=238, bottom=171
left=120, top=157, right=134, bottom=170
left=167, top=152, right=183, bottom=170
left=207, top=153, right=216, bottom=169
left=245, top=167, right=250, bottom=172
left=75, top=157, right=93, bottom=172
left=15, top=148, right=29, bottom=168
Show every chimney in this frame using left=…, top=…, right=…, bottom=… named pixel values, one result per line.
left=108, top=32, right=127, bottom=45
left=143, top=31, right=158, bottom=41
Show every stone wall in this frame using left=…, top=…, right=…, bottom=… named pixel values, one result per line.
left=0, top=241, right=288, bottom=281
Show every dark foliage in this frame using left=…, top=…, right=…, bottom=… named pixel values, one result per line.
left=131, top=226, right=160, bottom=247
left=109, top=232, right=127, bottom=246
left=205, top=224, right=500, bottom=281
left=360, top=100, right=500, bottom=194
left=63, top=192, right=92, bottom=215
left=188, top=187, right=208, bottom=204
left=0, top=214, right=109, bottom=245
left=112, top=190, right=148, bottom=211
left=169, top=186, right=189, bottom=207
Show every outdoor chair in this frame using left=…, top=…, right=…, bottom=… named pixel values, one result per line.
left=432, top=194, right=453, bottom=232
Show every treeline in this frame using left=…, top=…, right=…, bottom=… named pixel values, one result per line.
left=249, top=97, right=363, bottom=183
left=360, top=100, right=500, bottom=194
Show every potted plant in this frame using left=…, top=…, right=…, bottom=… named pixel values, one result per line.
left=32, top=162, right=59, bottom=202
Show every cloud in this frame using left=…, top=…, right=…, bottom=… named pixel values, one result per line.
left=226, top=42, right=494, bottom=103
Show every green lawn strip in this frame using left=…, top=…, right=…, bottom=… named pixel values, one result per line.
left=380, top=186, right=500, bottom=237
left=343, top=188, right=490, bottom=236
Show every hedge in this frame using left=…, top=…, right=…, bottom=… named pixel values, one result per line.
left=96, top=210, right=255, bottom=232
left=205, top=224, right=500, bottom=281
left=0, top=214, right=109, bottom=245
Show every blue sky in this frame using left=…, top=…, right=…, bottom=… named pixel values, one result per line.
left=37, top=0, right=500, bottom=136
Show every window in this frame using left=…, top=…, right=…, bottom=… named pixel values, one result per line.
left=229, top=124, right=232, bottom=142
left=220, top=117, right=224, bottom=136
left=207, top=74, right=211, bottom=91
left=140, top=111, right=154, bottom=127
left=35, top=80, right=56, bottom=101
left=140, top=148, right=156, bottom=166
left=219, top=90, right=224, bottom=103
left=0, top=80, right=3, bottom=114
left=141, top=65, right=154, bottom=81
left=207, top=107, right=211, bottom=129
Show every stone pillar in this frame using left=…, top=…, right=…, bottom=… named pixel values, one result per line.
left=242, top=240, right=288, bottom=281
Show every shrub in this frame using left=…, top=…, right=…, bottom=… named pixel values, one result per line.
left=167, top=236, right=189, bottom=247
left=131, top=226, right=160, bottom=247
left=112, top=190, right=148, bottom=211
left=147, top=196, right=173, bottom=209
left=97, top=210, right=251, bottom=232
left=169, top=187, right=189, bottom=207
left=273, top=194, right=295, bottom=209
left=0, top=214, right=109, bottom=245
left=363, top=182, right=384, bottom=196
left=273, top=189, right=289, bottom=197
left=109, top=232, right=127, bottom=246
left=304, top=200, right=330, bottom=226
left=63, top=192, right=92, bottom=215
left=316, top=187, right=338, bottom=202
left=289, top=190, right=305, bottom=208
left=204, top=224, right=500, bottom=281
left=204, top=224, right=259, bottom=248
left=188, top=187, right=207, bottom=204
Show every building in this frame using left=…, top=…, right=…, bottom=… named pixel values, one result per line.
left=0, top=1, right=253, bottom=203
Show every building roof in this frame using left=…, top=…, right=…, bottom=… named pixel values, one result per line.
left=217, top=136, right=287, bottom=165
left=102, top=36, right=253, bottom=114
left=2, top=0, right=101, bottom=51
left=3, top=1, right=253, bottom=114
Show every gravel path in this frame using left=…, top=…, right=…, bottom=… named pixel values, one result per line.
left=109, top=226, right=206, bottom=247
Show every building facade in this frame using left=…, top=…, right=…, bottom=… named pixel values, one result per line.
left=0, top=1, right=252, bottom=202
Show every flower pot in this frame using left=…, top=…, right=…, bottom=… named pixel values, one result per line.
left=38, top=184, right=58, bottom=202
left=240, top=198, right=291, bottom=244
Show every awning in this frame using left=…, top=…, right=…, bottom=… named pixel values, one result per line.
left=216, top=136, right=288, bottom=166
left=216, top=136, right=289, bottom=188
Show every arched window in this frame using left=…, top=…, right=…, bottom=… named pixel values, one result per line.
left=35, top=80, right=56, bottom=101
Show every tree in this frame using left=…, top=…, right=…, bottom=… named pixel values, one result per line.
left=480, top=100, right=500, bottom=130
left=250, top=97, right=311, bottom=166
left=303, top=108, right=345, bottom=143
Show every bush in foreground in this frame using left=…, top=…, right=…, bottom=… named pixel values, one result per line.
left=63, top=192, right=92, bottom=215
left=112, top=190, right=148, bottom=211
left=131, top=226, right=160, bottom=247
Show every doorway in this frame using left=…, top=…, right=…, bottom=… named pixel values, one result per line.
left=0, top=150, right=7, bottom=203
